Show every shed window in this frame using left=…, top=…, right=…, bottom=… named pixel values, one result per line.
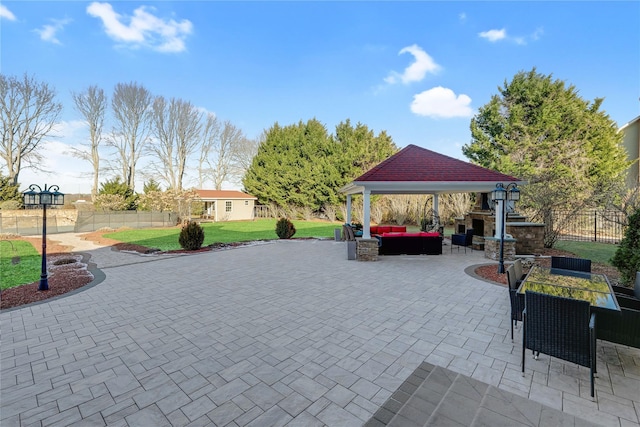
left=245, top=200, right=249, bottom=205
left=225, top=201, right=232, bottom=212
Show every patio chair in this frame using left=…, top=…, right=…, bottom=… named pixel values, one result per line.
left=513, top=259, right=527, bottom=282
left=506, top=265, right=524, bottom=341
left=451, top=228, right=474, bottom=253
left=522, top=291, right=597, bottom=398
left=551, top=256, right=591, bottom=273
left=597, top=293, right=640, bottom=349
left=612, top=271, right=640, bottom=300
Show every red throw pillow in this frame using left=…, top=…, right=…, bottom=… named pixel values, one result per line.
left=370, top=226, right=379, bottom=234
left=378, top=226, right=392, bottom=233
left=391, top=226, right=406, bottom=232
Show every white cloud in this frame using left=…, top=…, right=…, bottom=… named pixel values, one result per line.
left=410, top=86, right=473, bottom=119
left=479, top=28, right=507, bottom=42
left=87, top=2, right=193, bottom=53
left=479, top=27, right=543, bottom=45
left=34, top=18, right=72, bottom=45
left=459, top=12, right=466, bottom=22
left=0, top=5, right=16, bottom=21
left=531, top=27, right=544, bottom=40
left=385, top=44, right=440, bottom=85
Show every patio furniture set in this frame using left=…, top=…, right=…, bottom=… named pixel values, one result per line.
left=507, top=256, right=640, bottom=399
left=342, top=224, right=443, bottom=256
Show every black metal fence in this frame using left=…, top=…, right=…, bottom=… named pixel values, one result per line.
left=555, top=210, right=627, bottom=243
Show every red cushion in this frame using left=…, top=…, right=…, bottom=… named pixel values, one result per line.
left=391, top=226, right=406, bottom=232
left=370, top=226, right=379, bottom=234
left=382, top=232, right=403, bottom=237
left=420, top=232, right=440, bottom=237
left=378, top=226, right=392, bottom=233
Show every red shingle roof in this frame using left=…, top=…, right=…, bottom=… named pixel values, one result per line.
left=195, top=190, right=256, bottom=200
left=354, top=144, right=520, bottom=183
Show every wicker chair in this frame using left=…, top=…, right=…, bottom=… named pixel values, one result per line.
left=513, top=259, right=527, bottom=282
left=597, top=296, right=640, bottom=349
left=551, top=256, right=592, bottom=273
left=612, top=271, right=640, bottom=300
left=522, top=291, right=597, bottom=398
left=506, top=265, right=524, bottom=341
left=451, top=228, right=474, bottom=253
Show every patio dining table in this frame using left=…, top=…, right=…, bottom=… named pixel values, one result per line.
left=517, top=265, right=621, bottom=312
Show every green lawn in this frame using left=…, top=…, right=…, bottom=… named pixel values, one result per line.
left=104, top=219, right=340, bottom=251
left=0, top=240, right=41, bottom=290
left=554, top=240, right=618, bottom=266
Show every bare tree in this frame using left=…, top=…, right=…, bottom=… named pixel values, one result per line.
left=198, top=113, right=219, bottom=188
left=231, top=133, right=260, bottom=186
left=148, top=96, right=203, bottom=190
left=70, top=85, right=106, bottom=200
left=212, top=120, right=244, bottom=189
left=108, top=82, right=152, bottom=191
left=198, top=117, right=246, bottom=190
left=0, top=73, right=62, bottom=185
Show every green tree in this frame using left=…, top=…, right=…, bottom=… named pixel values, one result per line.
left=243, top=118, right=397, bottom=213
left=0, top=175, right=22, bottom=205
left=95, top=176, right=137, bottom=210
left=463, top=68, right=629, bottom=247
left=243, top=119, right=340, bottom=211
left=611, top=208, right=640, bottom=285
left=143, top=179, right=162, bottom=194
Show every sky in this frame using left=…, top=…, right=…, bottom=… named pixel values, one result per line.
left=2, top=1, right=639, bottom=194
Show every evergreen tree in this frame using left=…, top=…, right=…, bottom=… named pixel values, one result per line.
left=463, top=68, right=629, bottom=247
left=611, top=208, right=640, bottom=285
left=0, top=175, right=22, bottom=205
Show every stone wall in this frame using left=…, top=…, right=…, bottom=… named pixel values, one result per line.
left=484, top=237, right=516, bottom=261
left=357, top=239, right=378, bottom=261
left=506, top=222, right=545, bottom=255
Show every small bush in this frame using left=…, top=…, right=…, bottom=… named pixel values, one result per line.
left=275, top=218, right=296, bottom=239
left=611, top=208, right=640, bottom=285
left=179, top=221, right=205, bottom=250
left=0, top=200, right=21, bottom=210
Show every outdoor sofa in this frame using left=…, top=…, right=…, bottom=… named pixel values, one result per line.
left=378, top=231, right=443, bottom=255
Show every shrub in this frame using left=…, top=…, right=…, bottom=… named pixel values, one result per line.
left=611, top=208, right=640, bottom=285
left=0, top=200, right=21, bottom=210
left=275, top=218, right=296, bottom=239
left=179, top=221, right=205, bottom=250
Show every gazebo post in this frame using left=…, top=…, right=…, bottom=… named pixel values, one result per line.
left=346, top=195, right=352, bottom=224
left=363, top=190, right=371, bottom=239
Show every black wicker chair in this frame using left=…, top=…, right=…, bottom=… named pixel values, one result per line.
left=612, top=271, right=640, bottom=300
left=597, top=296, right=640, bottom=349
left=506, top=265, right=524, bottom=341
left=451, top=228, right=474, bottom=253
left=513, top=259, right=527, bottom=282
left=550, top=256, right=592, bottom=273
left=522, top=291, right=597, bottom=398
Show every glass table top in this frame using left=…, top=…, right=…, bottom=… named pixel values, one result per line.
left=518, top=265, right=620, bottom=311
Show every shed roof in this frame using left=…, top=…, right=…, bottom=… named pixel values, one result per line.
left=195, top=190, right=257, bottom=200
left=341, top=144, right=524, bottom=195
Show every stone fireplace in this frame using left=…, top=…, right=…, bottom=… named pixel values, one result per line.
left=453, top=193, right=544, bottom=255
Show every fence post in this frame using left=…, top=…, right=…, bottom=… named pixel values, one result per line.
left=594, top=210, right=598, bottom=242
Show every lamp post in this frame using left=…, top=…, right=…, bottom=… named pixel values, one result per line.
left=23, top=184, right=64, bottom=291
left=491, top=183, right=520, bottom=274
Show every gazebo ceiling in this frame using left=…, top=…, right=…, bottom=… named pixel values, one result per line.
left=340, top=144, right=526, bottom=195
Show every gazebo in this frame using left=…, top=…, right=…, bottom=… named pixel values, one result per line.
left=339, top=144, right=526, bottom=239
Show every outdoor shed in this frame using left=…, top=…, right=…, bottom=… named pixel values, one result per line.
left=194, top=190, right=257, bottom=222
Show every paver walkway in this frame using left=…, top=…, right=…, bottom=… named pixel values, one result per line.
left=1, top=235, right=639, bottom=426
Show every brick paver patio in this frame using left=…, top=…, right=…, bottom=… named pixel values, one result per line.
left=1, top=237, right=639, bottom=426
